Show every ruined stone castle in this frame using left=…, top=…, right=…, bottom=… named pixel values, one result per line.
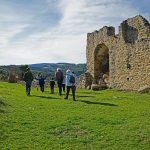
left=79, top=15, right=150, bottom=91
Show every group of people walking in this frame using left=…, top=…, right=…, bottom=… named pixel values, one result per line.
left=23, top=67, right=77, bottom=101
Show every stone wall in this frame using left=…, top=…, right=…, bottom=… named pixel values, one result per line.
left=86, top=15, right=150, bottom=91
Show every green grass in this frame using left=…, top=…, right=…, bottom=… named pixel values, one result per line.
left=0, top=82, right=150, bottom=150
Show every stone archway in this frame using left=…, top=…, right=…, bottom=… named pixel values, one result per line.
left=94, top=43, right=109, bottom=84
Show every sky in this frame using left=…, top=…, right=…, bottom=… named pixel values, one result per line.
left=0, top=0, right=149, bottom=65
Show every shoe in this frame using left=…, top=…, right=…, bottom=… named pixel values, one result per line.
left=64, top=97, right=68, bottom=99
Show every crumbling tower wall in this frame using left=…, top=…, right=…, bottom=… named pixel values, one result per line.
left=86, top=15, right=150, bottom=91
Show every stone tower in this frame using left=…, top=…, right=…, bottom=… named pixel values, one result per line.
left=86, top=15, right=150, bottom=91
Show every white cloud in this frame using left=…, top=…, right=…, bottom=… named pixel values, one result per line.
left=0, top=24, right=28, bottom=46
left=0, top=0, right=149, bottom=65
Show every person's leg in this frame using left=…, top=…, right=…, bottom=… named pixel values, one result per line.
left=58, top=83, right=62, bottom=96
left=25, top=82, right=29, bottom=95
left=62, top=84, right=65, bottom=92
left=50, top=86, right=53, bottom=94
left=52, top=88, right=54, bottom=94
left=26, top=81, right=31, bottom=96
left=40, top=84, right=42, bottom=92
left=62, top=84, right=63, bottom=91
left=64, top=84, right=66, bottom=92
left=28, top=81, right=32, bottom=96
left=64, top=86, right=70, bottom=99
left=41, top=85, right=44, bottom=93
left=37, top=84, right=39, bottom=91
left=71, top=86, right=76, bottom=101
left=42, top=85, right=45, bottom=92
left=52, top=85, right=54, bottom=94
left=50, top=86, right=52, bottom=93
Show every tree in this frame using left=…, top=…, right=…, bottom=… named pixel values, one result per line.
left=19, top=65, right=29, bottom=80
left=20, top=65, right=29, bottom=72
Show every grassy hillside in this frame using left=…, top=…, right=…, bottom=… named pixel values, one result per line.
left=0, top=82, right=150, bottom=150
left=0, top=63, right=86, bottom=81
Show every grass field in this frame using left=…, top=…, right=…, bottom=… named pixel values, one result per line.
left=0, top=82, right=150, bottom=150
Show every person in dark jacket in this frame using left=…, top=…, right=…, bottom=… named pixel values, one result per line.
left=35, top=73, right=46, bottom=93
left=50, top=77, right=55, bottom=94
left=23, top=67, right=33, bottom=96
left=55, top=68, right=63, bottom=96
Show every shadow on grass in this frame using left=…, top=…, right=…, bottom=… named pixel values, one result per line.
left=77, top=91, right=94, bottom=94
left=77, top=95, right=94, bottom=98
left=31, top=95, right=59, bottom=100
left=77, top=100, right=118, bottom=106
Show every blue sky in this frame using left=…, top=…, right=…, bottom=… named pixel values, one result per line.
left=0, top=0, right=149, bottom=65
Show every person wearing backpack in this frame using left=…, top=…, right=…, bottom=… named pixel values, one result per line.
left=64, top=69, right=77, bottom=101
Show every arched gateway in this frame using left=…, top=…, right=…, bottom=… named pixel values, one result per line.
left=94, top=44, right=109, bottom=84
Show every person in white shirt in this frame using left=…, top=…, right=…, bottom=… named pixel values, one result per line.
left=64, top=69, right=77, bottom=101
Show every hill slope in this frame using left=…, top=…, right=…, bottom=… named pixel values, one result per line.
left=0, top=63, right=86, bottom=81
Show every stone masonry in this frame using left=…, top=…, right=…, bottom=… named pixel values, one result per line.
left=85, top=15, right=150, bottom=91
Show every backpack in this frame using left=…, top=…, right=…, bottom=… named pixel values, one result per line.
left=69, top=75, right=75, bottom=84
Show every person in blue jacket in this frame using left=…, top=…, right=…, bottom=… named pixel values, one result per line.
left=35, top=73, right=47, bottom=93
left=64, top=69, right=77, bottom=101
